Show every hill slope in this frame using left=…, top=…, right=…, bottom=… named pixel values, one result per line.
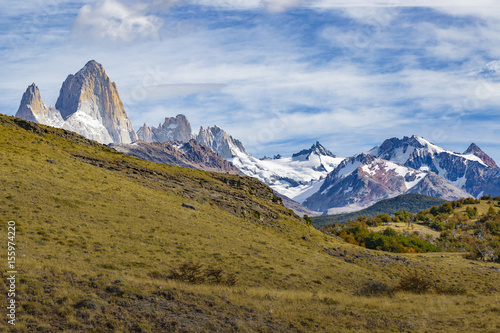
left=0, top=115, right=499, bottom=332
left=312, top=194, right=447, bottom=227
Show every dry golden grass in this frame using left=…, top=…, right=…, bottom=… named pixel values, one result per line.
left=0, top=115, right=498, bottom=332
left=369, top=222, right=442, bottom=238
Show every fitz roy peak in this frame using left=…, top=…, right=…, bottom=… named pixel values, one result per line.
left=16, top=60, right=137, bottom=144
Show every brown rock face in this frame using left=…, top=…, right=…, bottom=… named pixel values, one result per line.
left=111, top=139, right=241, bottom=174
left=55, top=60, right=137, bottom=144
left=464, top=143, right=499, bottom=169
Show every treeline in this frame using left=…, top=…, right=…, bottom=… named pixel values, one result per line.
left=322, top=197, right=500, bottom=262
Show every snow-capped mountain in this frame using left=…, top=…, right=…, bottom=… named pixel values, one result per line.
left=141, top=114, right=343, bottom=206
left=368, top=135, right=500, bottom=197
left=16, top=60, right=137, bottom=144
left=302, top=153, right=470, bottom=214
left=231, top=142, right=345, bottom=204
left=140, top=115, right=247, bottom=160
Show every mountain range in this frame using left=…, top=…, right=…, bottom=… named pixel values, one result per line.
left=14, top=60, right=500, bottom=215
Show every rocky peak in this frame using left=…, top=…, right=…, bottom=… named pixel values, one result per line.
left=196, top=125, right=247, bottom=159
left=373, top=135, right=425, bottom=157
left=292, top=141, right=336, bottom=159
left=16, top=83, right=63, bottom=127
left=54, top=60, right=137, bottom=144
left=21, top=83, right=41, bottom=105
left=137, top=123, right=154, bottom=143
left=150, top=114, right=194, bottom=143
left=464, top=143, right=498, bottom=168
left=16, top=83, right=44, bottom=123
left=78, top=60, right=106, bottom=77
left=348, top=153, right=377, bottom=165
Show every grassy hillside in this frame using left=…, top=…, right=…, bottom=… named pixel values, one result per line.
left=312, top=194, right=447, bottom=227
left=0, top=115, right=499, bottom=332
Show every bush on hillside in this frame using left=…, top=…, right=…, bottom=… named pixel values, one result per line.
left=397, top=271, right=434, bottom=294
left=168, top=262, right=238, bottom=286
left=355, top=280, right=394, bottom=297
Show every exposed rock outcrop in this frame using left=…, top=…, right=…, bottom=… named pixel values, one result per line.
left=110, top=139, right=241, bottom=174
left=137, top=115, right=195, bottom=143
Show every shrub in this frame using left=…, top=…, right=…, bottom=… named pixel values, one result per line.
left=205, top=268, right=224, bottom=284
left=463, top=252, right=480, bottom=260
left=382, top=227, right=398, bottom=237
left=224, top=273, right=238, bottom=286
left=356, top=281, right=394, bottom=297
left=397, top=271, right=434, bottom=294
left=168, top=262, right=238, bottom=286
left=169, top=262, right=205, bottom=284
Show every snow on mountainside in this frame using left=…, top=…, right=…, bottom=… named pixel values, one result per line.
left=16, top=60, right=137, bottom=144
left=231, top=142, right=345, bottom=203
left=140, top=114, right=341, bottom=210
left=303, top=153, right=470, bottom=214
left=368, top=135, right=500, bottom=197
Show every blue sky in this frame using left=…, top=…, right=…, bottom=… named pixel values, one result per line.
left=1, top=0, right=500, bottom=162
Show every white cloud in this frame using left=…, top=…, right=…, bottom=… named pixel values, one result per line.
left=71, top=0, right=163, bottom=42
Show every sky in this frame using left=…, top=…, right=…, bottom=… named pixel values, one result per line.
left=1, top=0, right=500, bottom=162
